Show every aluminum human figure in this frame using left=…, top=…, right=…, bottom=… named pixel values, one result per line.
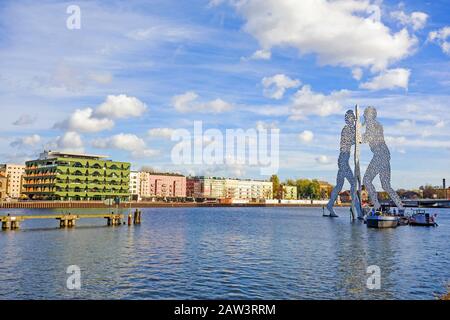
left=327, top=110, right=361, bottom=217
left=362, top=107, right=404, bottom=210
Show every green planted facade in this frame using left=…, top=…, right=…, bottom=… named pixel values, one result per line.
left=23, top=152, right=130, bottom=201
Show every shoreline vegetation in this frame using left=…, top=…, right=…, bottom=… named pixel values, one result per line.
left=0, top=200, right=348, bottom=209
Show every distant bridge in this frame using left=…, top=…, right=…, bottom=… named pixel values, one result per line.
left=380, top=199, right=450, bottom=208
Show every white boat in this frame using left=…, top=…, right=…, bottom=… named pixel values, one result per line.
left=366, top=210, right=399, bottom=228
left=408, top=209, right=438, bottom=227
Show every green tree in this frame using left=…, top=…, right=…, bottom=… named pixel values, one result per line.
left=270, top=175, right=281, bottom=199
left=296, top=179, right=311, bottom=199
left=285, top=179, right=296, bottom=186
left=310, top=179, right=321, bottom=199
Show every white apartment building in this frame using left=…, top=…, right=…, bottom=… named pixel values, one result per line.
left=0, top=164, right=26, bottom=199
left=130, top=171, right=141, bottom=200
left=187, top=176, right=273, bottom=200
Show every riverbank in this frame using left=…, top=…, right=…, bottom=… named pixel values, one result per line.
left=0, top=200, right=349, bottom=209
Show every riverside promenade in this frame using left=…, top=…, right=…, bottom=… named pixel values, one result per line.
left=0, top=200, right=340, bottom=209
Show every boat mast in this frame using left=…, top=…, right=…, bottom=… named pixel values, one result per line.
left=353, top=104, right=363, bottom=219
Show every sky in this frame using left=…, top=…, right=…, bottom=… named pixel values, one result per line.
left=0, top=0, right=449, bottom=189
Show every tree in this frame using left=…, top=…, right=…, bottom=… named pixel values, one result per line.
left=296, top=179, right=311, bottom=199
left=285, top=179, right=296, bottom=186
left=270, top=175, right=281, bottom=199
left=140, top=166, right=156, bottom=173
left=310, top=179, right=321, bottom=199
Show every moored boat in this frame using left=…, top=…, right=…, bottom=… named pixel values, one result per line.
left=366, top=213, right=399, bottom=228
left=408, top=209, right=438, bottom=227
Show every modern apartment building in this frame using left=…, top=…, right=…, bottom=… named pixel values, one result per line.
left=23, top=151, right=130, bottom=201
left=130, top=171, right=141, bottom=200
left=186, top=176, right=273, bottom=201
left=281, top=185, right=298, bottom=200
left=0, top=164, right=26, bottom=199
left=130, top=171, right=186, bottom=200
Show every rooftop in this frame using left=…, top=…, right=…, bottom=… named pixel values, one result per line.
left=38, top=151, right=109, bottom=160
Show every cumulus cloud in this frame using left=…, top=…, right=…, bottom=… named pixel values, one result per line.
left=95, top=94, right=147, bottom=119
left=148, top=128, right=175, bottom=139
left=52, top=131, right=84, bottom=153
left=10, top=134, right=41, bottom=148
left=55, top=95, right=147, bottom=133
left=299, top=130, right=314, bottom=143
left=231, top=0, right=417, bottom=71
left=172, top=91, right=233, bottom=113
left=262, top=74, right=301, bottom=99
left=289, top=85, right=349, bottom=120
left=360, top=68, right=410, bottom=90
left=391, top=10, right=428, bottom=30
left=92, top=133, right=159, bottom=158
left=55, top=108, right=114, bottom=133
left=13, top=115, right=37, bottom=126
left=428, top=27, right=450, bottom=56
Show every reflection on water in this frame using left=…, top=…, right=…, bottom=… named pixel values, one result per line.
left=0, top=207, right=448, bottom=299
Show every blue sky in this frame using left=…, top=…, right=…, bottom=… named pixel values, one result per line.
left=0, top=0, right=449, bottom=189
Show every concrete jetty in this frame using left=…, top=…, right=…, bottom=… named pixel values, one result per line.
left=0, top=210, right=143, bottom=230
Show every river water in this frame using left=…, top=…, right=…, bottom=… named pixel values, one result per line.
left=0, top=207, right=448, bottom=300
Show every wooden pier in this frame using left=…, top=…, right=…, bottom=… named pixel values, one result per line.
left=0, top=209, right=142, bottom=230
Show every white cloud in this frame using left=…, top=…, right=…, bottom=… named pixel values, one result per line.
left=299, top=130, right=314, bottom=143
left=315, top=155, right=332, bottom=165
left=360, top=68, right=410, bottom=90
left=262, top=74, right=301, bottom=99
left=10, top=134, right=41, bottom=148
left=352, top=68, right=363, bottom=81
left=242, top=49, right=272, bottom=61
left=231, top=0, right=417, bottom=71
left=435, top=120, right=445, bottom=128
left=386, top=135, right=450, bottom=149
left=391, top=11, right=428, bottom=30
left=289, top=85, right=349, bottom=120
left=92, top=133, right=158, bottom=158
left=55, top=95, right=147, bottom=133
left=54, top=131, right=84, bottom=153
left=148, top=128, right=175, bottom=139
left=55, top=108, right=114, bottom=133
left=172, top=91, right=233, bottom=113
left=95, top=94, right=147, bottom=119
left=428, top=27, right=450, bottom=56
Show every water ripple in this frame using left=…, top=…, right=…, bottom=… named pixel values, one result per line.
left=0, top=207, right=448, bottom=299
